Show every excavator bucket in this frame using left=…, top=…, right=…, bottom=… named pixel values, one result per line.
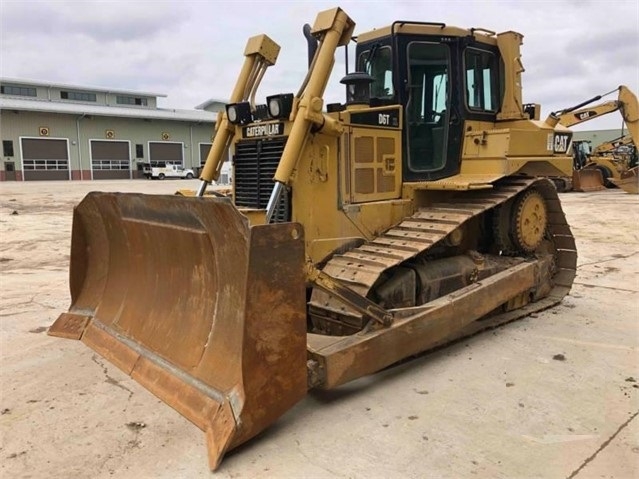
left=610, top=166, right=639, bottom=194
left=48, top=193, right=308, bottom=469
left=572, top=166, right=605, bottom=192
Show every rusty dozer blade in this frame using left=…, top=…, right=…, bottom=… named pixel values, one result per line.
left=572, top=166, right=605, bottom=192
left=609, top=166, right=639, bottom=194
left=48, top=192, right=308, bottom=470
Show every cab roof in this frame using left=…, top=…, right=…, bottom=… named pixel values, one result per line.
left=356, top=23, right=519, bottom=46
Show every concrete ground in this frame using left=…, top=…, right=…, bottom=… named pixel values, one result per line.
left=0, top=179, right=637, bottom=479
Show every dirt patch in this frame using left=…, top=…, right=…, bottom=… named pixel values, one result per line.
left=126, top=422, right=147, bottom=432
left=28, top=326, right=48, bottom=334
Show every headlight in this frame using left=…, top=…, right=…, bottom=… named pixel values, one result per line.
left=227, top=105, right=238, bottom=123
left=225, top=102, right=252, bottom=125
left=268, top=98, right=281, bottom=118
left=266, top=93, right=294, bottom=119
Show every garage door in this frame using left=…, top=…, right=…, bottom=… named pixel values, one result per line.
left=149, top=142, right=183, bottom=167
left=199, top=142, right=232, bottom=182
left=21, top=138, right=69, bottom=181
left=91, top=140, right=131, bottom=180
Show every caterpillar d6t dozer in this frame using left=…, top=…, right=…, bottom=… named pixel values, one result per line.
left=49, top=7, right=577, bottom=470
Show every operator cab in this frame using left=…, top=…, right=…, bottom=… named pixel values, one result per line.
left=355, top=23, right=503, bottom=182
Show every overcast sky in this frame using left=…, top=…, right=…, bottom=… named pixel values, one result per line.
left=1, top=0, right=638, bottom=131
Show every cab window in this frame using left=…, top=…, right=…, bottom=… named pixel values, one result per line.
left=357, top=45, right=394, bottom=99
left=465, top=49, right=499, bottom=112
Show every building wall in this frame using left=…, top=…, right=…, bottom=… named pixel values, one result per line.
left=1, top=110, right=215, bottom=180
left=572, top=129, right=629, bottom=146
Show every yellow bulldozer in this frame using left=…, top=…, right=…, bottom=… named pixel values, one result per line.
left=551, top=85, right=639, bottom=193
left=49, top=8, right=578, bottom=470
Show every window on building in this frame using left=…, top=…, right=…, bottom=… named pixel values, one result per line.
left=92, top=159, right=130, bottom=170
left=117, top=95, right=148, bottom=106
left=60, top=91, right=97, bottom=102
left=23, top=159, right=69, bottom=170
left=136, top=144, right=144, bottom=158
left=1, top=84, right=37, bottom=97
left=3, top=140, right=14, bottom=157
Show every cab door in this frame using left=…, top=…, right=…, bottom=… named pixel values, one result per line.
left=398, top=38, right=464, bottom=182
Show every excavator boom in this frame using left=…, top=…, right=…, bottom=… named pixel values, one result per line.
left=556, top=85, right=639, bottom=192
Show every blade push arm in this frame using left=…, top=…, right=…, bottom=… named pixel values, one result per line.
left=197, top=35, right=281, bottom=196
left=266, top=8, right=355, bottom=222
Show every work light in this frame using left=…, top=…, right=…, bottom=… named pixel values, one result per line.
left=226, top=102, right=252, bottom=125
left=266, top=93, right=294, bottom=119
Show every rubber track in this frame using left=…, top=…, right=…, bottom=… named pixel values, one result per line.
left=309, top=177, right=577, bottom=322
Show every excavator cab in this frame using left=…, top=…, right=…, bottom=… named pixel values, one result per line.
left=49, top=8, right=578, bottom=470
left=570, top=139, right=605, bottom=191
left=572, top=140, right=591, bottom=170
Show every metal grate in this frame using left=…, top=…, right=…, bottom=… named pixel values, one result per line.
left=234, top=137, right=290, bottom=222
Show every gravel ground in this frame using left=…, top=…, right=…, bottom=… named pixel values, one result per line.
left=1, top=179, right=637, bottom=479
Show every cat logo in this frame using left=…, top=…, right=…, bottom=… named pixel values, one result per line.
left=161, top=132, right=170, bottom=141
left=553, top=133, right=572, bottom=153
left=576, top=111, right=597, bottom=122
left=105, top=130, right=115, bottom=139
left=547, top=132, right=573, bottom=154
left=39, top=127, right=50, bottom=137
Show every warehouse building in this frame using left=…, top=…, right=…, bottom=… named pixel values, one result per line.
left=572, top=129, right=631, bottom=146
left=0, top=78, right=225, bottom=182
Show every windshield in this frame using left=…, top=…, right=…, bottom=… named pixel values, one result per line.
left=357, top=45, right=394, bottom=99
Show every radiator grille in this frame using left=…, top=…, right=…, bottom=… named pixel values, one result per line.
left=234, top=137, right=290, bottom=222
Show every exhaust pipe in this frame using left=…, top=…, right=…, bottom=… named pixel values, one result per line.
left=303, top=23, right=318, bottom=68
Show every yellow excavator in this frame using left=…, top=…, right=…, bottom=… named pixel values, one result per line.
left=595, top=134, right=639, bottom=193
left=49, top=8, right=577, bottom=470
left=553, top=85, right=639, bottom=193
left=589, top=133, right=638, bottom=193
left=592, top=133, right=635, bottom=156
left=572, top=136, right=638, bottom=193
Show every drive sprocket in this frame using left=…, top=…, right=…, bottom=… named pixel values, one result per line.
left=511, top=189, right=547, bottom=253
